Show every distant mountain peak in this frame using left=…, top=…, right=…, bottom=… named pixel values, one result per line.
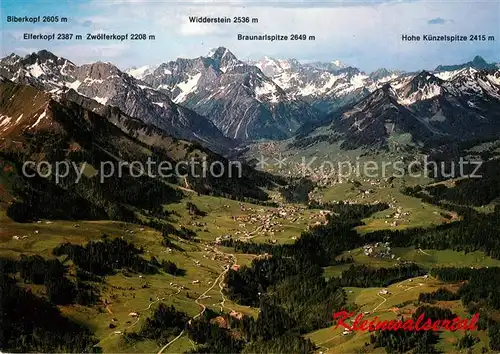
left=435, top=55, right=496, bottom=72
left=331, top=59, right=346, bottom=69
left=126, top=65, right=157, bottom=80
left=35, top=49, right=59, bottom=61
left=303, top=60, right=349, bottom=72
left=18, top=50, right=72, bottom=69
left=207, top=47, right=235, bottom=60
left=369, top=68, right=405, bottom=83
left=207, top=47, right=239, bottom=72
left=472, top=55, right=487, bottom=65
left=415, top=70, right=440, bottom=81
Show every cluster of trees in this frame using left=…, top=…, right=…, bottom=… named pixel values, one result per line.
left=263, top=274, right=346, bottom=334
left=219, top=239, right=276, bottom=255
left=429, top=267, right=476, bottom=282
left=124, top=304, right=188, bottom=344
left=456, top=333, right=479, bottom=350
left=488, top=322, right=500, bottom=350
left=1, top=148, right=181, bottom=224
left=338, top=264, right=425, bottom=288
left=370, top=327, right=439, bottom=354
left=226, top=256, right=316, bottom=307
left=186, top=316, right=245, bottom=353
left=11, top=255, right=98, bottom=306
left=186, top=202, right=207, bottom=217
left=278, top=177, right=315, bottom=203
left=52, top=236, right=158, bottom=275
left=241, top=335, right=315, bottom=354
left=370, top=305, right=456, bottom=353
left=418, top=288, right=460, bottom=303
left=162, top=260, right=185, bottom=276
left=184, top=307, right=316, bottom=353
left=308, top=201, right=389, bottom=221
left=413, top=305, right=456, bottom=321
left=18, top=255, right=66, bottom=284
left=405, top=157, right=500, bottom=207
left=343, top=263, right=419, bottom=285
left=0, top=272, right=100, bottom=352
left=430, top=267, right=500, bottom=311
left=5, top=171, right=109, bottom=222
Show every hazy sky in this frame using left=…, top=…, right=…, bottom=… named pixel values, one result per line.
left=1, top=0, right=499, bottom=72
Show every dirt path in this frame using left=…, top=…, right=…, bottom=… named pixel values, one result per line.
left=141, top=297, right=161, bottom=311
left=317, top=333, right=342, bottom=346
left=193, top=262, right=232, bottom=320
left=418, top=248, right=431, bottom=256
left=156, top=330, right=185, bottom=354
left=105, top=304, right=113, bottom=315
left=218, top=254, right=237, bottom=313
left=372, top=293, right=387, bottom=312
left=157, top=250, right=237, bottom=354
left=218, top=275, right=235, bottom=313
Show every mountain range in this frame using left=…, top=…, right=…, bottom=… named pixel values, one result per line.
left=1, top=48, right=499, bottom=157
left=0, top=50, right=233, bottom=154
left=291, top=67, right=500, bottom=151
left=132, top=47, right=322, bottom=140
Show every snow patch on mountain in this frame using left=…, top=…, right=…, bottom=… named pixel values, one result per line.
left=0, top=115, right=12, bottom=129
left=350, top=73, right=369, bottom=89
left=332, top=60, right=346, bottom=69
left=93, top=96, right=109, bottom=105
left=15, top=114, right=24, bottom=124
left=138, top=84, right=153, bottom=90
left=434, top=70, right=461, bottom=81
left=27, top=63, right=46, bottom=78
left=125, top=65, right=157, bottom=80
left=173, top=72, right=201, bottom=103
left=68, top=80, right=81, bottom=90
left=487, top=73, right=500, bottom=86
left=272, top=72, right=297, bottom=91
left=377, top=73, right=400, bottom=84
left=31, top=109, right=47, bottom=128
left=435, top=67, right=478, bottom=81
left=398, top=84, right=442, bottom=105
left=255, top=80, right=280, bottom=102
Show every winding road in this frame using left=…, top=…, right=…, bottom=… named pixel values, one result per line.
left=156, top=249, right=237, bottom=354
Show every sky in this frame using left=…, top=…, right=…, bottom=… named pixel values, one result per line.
left=1, top=0, right=499, bottom=72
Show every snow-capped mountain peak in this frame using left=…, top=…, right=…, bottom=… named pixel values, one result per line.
left=207, top=47, right=239, bottom=73
left=332, top=59, right=346, bottom=69
left=393, top=70, right=443, bottom=105
left=250, top=56, right=299, bottom=77
left=126, top=65, right=157, bottom=80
